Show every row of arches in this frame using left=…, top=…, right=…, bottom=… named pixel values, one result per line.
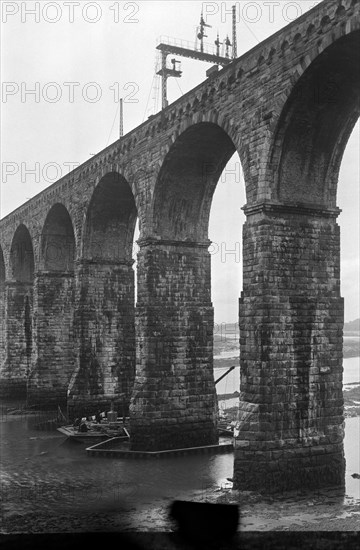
left=0, top=178, right=138, bottom=283
left=0, top=173, right=139, bottom=409
left=0, top=23, right=358, bottom=483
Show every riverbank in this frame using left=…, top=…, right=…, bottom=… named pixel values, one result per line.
left=1, top=481, right=359, bottom=534
left=1, top=417, right=359, bottom=535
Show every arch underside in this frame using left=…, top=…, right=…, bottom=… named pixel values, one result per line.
left=84, top=172, right=137, bottom=261
left=10, top=225, right=34, bottom=283
left=153, top=122, right=237, bottom=241
left=272, top=30, right=360, bottom=207
left=27, top=205, right=76, bottom=406
left=1, top=226, right=35, bottom=397
left=68, top=172, right=138, bottom=416
left=41, top=203, right=75, bottom=271
left=130, top=122, right=241, bottom=451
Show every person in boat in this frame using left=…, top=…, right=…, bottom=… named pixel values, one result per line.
left=79, top=420, right=88, bottom=432
left=73, top=417, right=81, bottom=428
left=95, top=410, right=102, bottom=424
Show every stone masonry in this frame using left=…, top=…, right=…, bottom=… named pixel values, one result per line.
left=0, top=0, right=359, bottom=490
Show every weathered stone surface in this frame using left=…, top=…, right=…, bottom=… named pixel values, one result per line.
left=67, top=259, right=135, bottom=418
left=233, top=447, right=346, bottom=493
left=234, top=204, right=346, bottom=491
left=0, top=247, right=6, bottom=374
left=27, top=272, right=75, bottom=408
left=130, top=242, right=218, bottom=450
left=0, top=282, right=33, bottom=399
left=0, top=0, right=358, bottom=486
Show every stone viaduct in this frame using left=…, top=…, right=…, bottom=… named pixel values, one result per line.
left=0, top=0, right=359, bottom=492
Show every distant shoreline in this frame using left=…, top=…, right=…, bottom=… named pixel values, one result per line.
left=214, top=333, right=360, bottom=363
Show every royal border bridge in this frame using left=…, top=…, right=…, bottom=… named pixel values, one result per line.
left=0, top=0, right=359, bottom=492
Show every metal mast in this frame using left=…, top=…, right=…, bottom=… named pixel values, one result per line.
left=198, top=9, right=212, bottom=53
left=156, top=9, right=233, bottom=110
left=224, top=35, right=232, bottom=58
left=232, top=5, right=237, bottom=59
left=157, top=53, right=182, bottom=110
left=215, top=32, right=221, bottom=57
left=119, top=97, right=123, bottom=138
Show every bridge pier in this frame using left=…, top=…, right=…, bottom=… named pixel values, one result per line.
left=130, top=240, right=218, bottom=451
left=67, top=259, right=136, bottom=419
left=26, top=271, right=75, bottom=408
left=0, top=282, right=32, bottom=399
left=0, top=271, right=5, bottom=376
left=233, top=203, right=345, bottom=493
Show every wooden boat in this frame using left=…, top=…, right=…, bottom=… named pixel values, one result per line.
left=57, top=420, right=130, bottom=444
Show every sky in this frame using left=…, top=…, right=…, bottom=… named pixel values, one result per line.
left=1, top=0, right=359, bottom=323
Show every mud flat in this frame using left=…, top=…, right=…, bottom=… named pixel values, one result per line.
left=1, top=484, right=359, bottom=535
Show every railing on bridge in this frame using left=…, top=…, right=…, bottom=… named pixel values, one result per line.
left=156, top=35, right=232, bottom=60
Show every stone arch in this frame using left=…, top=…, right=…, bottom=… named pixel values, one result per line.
left=227, top=72, right=236, bottom=87
left=131, top=121, right=244, bottom=451
left=320, top=15, right=331, bottom=33
left=335, top=4, right=346, bottom=17
left=268, top=30, right=360, bottom=206
left=192, top=97, right=200, bottom=110
left=217, top=80, right=226, bottom=96
left=293, top=33, right=302, bottom=49
left=280, top=40, right=289, bottom=56
left=69, top=171, right=138, bottom=418
left=83, top=171, right=137, bottom=261
left=41, top=203, right=75, bottom=271
left=236, top=67, right=243, bottom=80
left=207, top=88, right=215, bottom=103
left=306, top=23, right=315, bottom=39
left=10, top=224, right=34, bottom=283
left=151, top=121, right=238, bottom=242
left=28, top=205, right=76, bottom=407
left=267, top=48, right=275, bottom=64
left=5, top=225, right=34, bottom=396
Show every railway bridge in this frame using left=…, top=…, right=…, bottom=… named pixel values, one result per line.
left=1, top=0, right=359, bottom=492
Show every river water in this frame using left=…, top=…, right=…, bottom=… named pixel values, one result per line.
left=0, top=357, right=359, bottom=530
